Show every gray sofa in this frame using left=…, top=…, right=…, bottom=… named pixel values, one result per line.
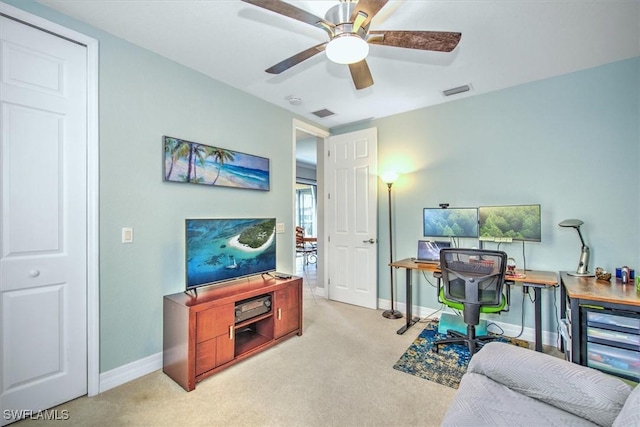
left=442, top=342, right=640, bottom=426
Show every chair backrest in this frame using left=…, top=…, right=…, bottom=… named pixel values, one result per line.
left=295, top=226, right=305, bottom=247
left=439, top=248, right=507, bottom=307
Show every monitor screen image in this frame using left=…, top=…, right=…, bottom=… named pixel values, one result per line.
left=478, top=204, right=542, bottom=242
left=423, top=208, right=479, bottom=238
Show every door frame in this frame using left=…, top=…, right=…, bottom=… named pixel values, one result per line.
left=293, top=119, right=329, bottom=295
left=0, top=2, right=100, bottom=397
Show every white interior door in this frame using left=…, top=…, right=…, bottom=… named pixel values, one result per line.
left=0, top=15, right=88, bottom=424
left=326, top=128, right=378, bottom=309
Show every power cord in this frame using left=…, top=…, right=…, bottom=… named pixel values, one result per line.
left=422, top=270, right=438, bottom=288
left=486, top=322, right=505, bottom=336
left=500, top=291, right=527, bottom=339
left=420, top=304, right=447, bottom=323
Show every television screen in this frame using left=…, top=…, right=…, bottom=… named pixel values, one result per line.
left=478, top=204, right=542, bottom=242
left=185, top=218, right=276, bottom=290
left=423, top=208, right=479, bottom=238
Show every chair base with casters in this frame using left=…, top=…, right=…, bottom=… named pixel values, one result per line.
left=433, top=287, right=506, bottom=355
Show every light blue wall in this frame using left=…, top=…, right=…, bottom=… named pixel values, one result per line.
left=337, top=57, right=640, bottom=334
left=5, top=0, right=325, bottom=372
left=7, top=0, right=639, bottom=371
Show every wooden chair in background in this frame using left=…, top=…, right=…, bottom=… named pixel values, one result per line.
left=295, top=226, right=317, bottom=265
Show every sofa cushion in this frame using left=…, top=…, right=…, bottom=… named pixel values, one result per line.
left=467, top=342, right=633, bottom=427
left=442, top=372, right=599, bottom=426
left=613, top=385, right=640, bottom=427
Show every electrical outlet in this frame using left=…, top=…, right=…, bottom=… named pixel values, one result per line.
left=276, top=223, right=285, bottom=233
left=122, top=227, right=133, bottom=243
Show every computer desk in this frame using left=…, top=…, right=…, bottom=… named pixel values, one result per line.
left=389, top=258, right=558, bottom=352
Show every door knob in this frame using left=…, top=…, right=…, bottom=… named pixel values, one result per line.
left=363, top=238, right=377, bottom=244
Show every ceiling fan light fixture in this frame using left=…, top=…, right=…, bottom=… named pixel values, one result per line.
left=325, top=34, right=369, bottom=64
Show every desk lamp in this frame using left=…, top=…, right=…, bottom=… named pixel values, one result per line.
left=559, top=219, right=594, bottom=277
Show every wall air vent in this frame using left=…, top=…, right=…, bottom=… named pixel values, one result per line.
left=443, top=84, right=471, bottom=97
left=311, top=109, right=335, bottom=118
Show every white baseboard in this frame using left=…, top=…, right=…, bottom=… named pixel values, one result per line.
left=99, top=352, right=163, bottom=393
left=378, top=298, right=560, bottom=349
left=309, top=285, right=326, bottom=298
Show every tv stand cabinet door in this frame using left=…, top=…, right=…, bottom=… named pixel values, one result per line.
left=274, top=281, right=301, bottom=338
left=195, top=304, right=234, bottom=375
left=196, top=303, right=234, bottom=342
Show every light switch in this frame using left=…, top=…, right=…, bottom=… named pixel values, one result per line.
left=122, top=227, right=133, bottom=243
left=276, top=223, right=285, bottom=233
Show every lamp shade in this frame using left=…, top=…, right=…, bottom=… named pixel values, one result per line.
left=558, top=219, right=584, bottom=228
left=381, top=171, right=399, bottom=184
left=325, top=34, right=369, bottom=64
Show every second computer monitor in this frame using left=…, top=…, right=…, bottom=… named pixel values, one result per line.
left=478, top=204, right=542, bottom=242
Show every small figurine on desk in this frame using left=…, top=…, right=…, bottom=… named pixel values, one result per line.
left=595, top=267, right=611, bottom=282
left=505, top=257, right=526, bottom=279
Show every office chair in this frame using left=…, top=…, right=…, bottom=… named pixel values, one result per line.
left=433, top=248, right=509, bottom=356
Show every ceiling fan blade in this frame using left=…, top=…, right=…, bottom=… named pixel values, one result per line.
left=368, top=30, right=462, bottom=52
left=348, top=60, right=374, bottom=90
left=242, top=0, right=335, bottom=34
left=350, top=0, right=389, bottom=32
left=265, top=43, right=327, bottom=74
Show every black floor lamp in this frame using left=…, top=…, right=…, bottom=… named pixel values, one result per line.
left=382, top=172, right=402, bottom=319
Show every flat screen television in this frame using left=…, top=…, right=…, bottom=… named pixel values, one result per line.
left=423, top=208, right=479, bottom=238
left=478, top=204, right=542, bottom=242
left=185, top=218, right=277, bottom=290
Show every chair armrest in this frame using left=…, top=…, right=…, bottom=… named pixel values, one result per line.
left=468, top=342, right=633, bottom=427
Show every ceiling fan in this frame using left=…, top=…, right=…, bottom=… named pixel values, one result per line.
left=241, top=0, right=462, bottom=90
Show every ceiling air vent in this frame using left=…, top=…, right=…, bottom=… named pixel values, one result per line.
left=311, top=108, right=335, bottom=118
left=443, top=84, right=471, bottom=97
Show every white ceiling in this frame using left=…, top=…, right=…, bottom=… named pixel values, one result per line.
left=37, top=0, right=639, bottom=130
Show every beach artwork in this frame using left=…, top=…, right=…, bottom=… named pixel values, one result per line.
left=163, top=136, right=270, bottom=191
left=185, top=218, right=277, bottom=289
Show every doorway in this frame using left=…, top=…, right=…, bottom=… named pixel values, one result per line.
left=293, top=120, right=328, bottom=296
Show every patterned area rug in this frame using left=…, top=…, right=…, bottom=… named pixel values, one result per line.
left=393, top=321, right=529, bottom=389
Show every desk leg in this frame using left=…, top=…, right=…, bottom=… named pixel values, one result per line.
left=534, top=287, right=543, bottom=352
left=569, top=297, right=580, bottom=364
left=397, top=268, right=419, bottom=335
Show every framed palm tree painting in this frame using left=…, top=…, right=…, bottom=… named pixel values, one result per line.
left=163, top=136, right=270, bottom=191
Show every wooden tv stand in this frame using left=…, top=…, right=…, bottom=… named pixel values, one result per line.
left=163, top=275, right=302, bottom=391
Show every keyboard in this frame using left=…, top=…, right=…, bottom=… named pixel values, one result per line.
left=447, top=260, right=494, bottom=275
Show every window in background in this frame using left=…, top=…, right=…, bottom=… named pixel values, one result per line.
left=296, top=183, right=316, bottom=237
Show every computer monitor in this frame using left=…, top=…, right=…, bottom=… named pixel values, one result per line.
left=423, top=207, right=479, bottom=238
left=478, top=204, right=542, bottom=242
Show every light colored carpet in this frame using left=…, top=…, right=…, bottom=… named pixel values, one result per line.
left=14, top=280, right=458, bottom=426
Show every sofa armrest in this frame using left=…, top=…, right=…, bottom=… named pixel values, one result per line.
left=613, top=384, right=640, bottom=427
left=469, top=342, right=633, bottom=427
